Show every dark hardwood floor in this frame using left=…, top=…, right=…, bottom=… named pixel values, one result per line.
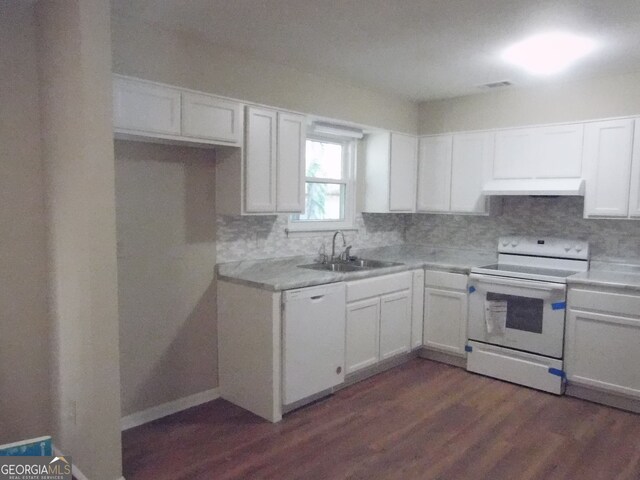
left=122, top=359, right=640, bottom=480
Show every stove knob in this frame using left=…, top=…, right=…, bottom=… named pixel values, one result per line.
left=575, top=244, right=583, bottom=253
left=511, top=238, right=519, bottom=247
left=564, top=243, right=571, bottom=252
left=502, top=238, right=510, bottom=247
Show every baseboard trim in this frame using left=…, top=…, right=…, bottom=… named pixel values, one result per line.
left=342, top=350, right=419, bottom=388
left=419, top=347, right=467, bottom=368
left=566, top=383, right=640, bottom=414
left=121, top=387, right=221, bottom=431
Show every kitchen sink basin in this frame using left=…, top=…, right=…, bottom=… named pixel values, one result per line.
left=298, top=262, right=363, bottom=272
left=298, top=258, right=404, bottom=272
left=346, top=258, right=403, bottom=269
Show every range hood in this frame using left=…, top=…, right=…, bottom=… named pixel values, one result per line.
left=482, top=178, right=585, bottom=196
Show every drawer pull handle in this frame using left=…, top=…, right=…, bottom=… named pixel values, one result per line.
left=310, top=295, right=325, bottom=300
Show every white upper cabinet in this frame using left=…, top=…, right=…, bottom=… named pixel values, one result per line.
left=417, top=133, right=491, bottom=215
left=113, top=76, right=181, bottom=136
left=536, top=124, right=584, bottom=178
left=493, top=124, right=583, bottom=180
left=113, top=75, right=242, bottom=147
left=363, top=131, right=417, bottom=213
left=181, top=92, right=241, bottom=144
left=245, top=107, right=278, bottom=213
left=450, top=132, right=493, bottom=214
left=584, top=119, right=635, bottom=218
left=389, top=133, right=418, bottom=212
left=627, top=120, right=640, bottom=218
left=276, top=112, right=306, bottom=212
left=493, top=128, right=535, bottom=179
left=417, top=135, right=452, bottom=212
left=217, top=105, right=306, bottom=215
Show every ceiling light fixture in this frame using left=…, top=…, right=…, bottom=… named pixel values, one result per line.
left=502, top=32, right=597, bottom=75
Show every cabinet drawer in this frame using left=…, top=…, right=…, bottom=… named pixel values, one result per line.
left=569, top=288, right=640, bottom=318
left=424, top=270, right=468, bottom=291
left=347, top=271, right=412, bottom=303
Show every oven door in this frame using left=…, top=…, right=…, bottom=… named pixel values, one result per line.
left=468, top=273, right=567, bottom=359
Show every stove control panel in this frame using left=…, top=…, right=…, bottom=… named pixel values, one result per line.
left=498, top=236, right=589, bottom=260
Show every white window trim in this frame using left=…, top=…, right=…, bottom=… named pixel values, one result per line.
left=288, top=136, right=357, bottom=232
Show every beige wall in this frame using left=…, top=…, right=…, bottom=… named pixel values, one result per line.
left=111, top=13, right=418, bottom=134
left=37, top=1, right=122, bottom=478
left=114, top=141, right=218, bottom=416
left=0, top=2, right=50, bottom=444
left=419, top=71, right=640, bottom=135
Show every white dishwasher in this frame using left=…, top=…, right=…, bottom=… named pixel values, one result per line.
left=282, top=282, right=346, bottom=406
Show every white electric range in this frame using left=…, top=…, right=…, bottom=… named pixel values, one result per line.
left=466, top=236, right=590, bottom=394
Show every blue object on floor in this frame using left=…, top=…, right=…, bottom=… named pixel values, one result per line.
left=0, top=436, right=52, bottom=456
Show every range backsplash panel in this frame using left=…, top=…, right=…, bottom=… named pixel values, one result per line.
left=406, top=197, right=640, bottom=263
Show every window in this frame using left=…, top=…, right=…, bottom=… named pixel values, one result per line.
left=289, top=136, right=356, bottom=231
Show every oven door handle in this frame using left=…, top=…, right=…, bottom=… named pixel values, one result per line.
left=469, top=273, right=565, bottom=293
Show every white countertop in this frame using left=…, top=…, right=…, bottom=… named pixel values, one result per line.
left=568, top=261, right=640, bottom=292
left=216, top=244, right=497, bottom=291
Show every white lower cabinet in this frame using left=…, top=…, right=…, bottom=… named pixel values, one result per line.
left=345, top=298, right=381, bottom=374
left=566, top=287, right=640, bottom=399
left=411, top=270, right=425, bottom=350
left=423, top=271, right=468, bottom=356
left=380, top=291, right=412, bottom=360
left=345, top=271, right=413, bottom=374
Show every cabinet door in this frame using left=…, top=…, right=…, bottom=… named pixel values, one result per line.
left=627, top=119, right=640, bottom=218
left=389, top=133, right=417, bottom=212
left=113, top=76, right=181, bottom=135
left=346, top=298, right=380, bottom=374
left=417, top=135, right=452, bottom=212
left=423, top=288, right=467, bottom=356
left=276, top=112, right=305, bottom=213
left=380, top=290, right=412, bottom=360
left=450, top=132, right=493, bottom=213
left=535, top=124, right=584, bottom=178
left=181, top=92, right=241, bottom=143
left=566, top=309, right=640, bottom=399
left=584, top=119, right=635, bottom=218
left=245, top=107, right=277, bottom=213
left=493, top=128, right=534, bottom=179
left=411, top=270, right=425, bottom=350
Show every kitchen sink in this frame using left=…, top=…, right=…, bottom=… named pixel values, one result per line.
left=298, top=262, right=363, bottom=272
left=346, top=258, right=403, bottom=269
left=298, top=258, right=404, bottom=272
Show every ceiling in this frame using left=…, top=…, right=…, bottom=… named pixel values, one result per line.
left=111, top=0, right=640, bottom=101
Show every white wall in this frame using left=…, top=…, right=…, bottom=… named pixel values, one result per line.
left=111, top=13, right=418, bottom=134
left=115, top=141, right=218, bottom=416
left=0, top=1, right=50, bottom=444
left=419, top=70, right=640, bottom=134
left=38, top=1, right=122, bottom=478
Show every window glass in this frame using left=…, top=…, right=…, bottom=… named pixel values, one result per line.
left=289, top=137, right=354, bottom=231
left=296, top=183, right=345, bottom=221
left=305, top=140, right=343, bottom=179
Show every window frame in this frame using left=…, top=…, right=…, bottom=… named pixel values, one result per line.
left=288, top=134, right=357, bottom=232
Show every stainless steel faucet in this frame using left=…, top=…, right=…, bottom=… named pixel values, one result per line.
left=331, top=230, right=346, bottom=262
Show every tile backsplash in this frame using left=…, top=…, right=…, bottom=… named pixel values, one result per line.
left=217, top=197, right=640, bottom=264
left=216, top=213, right=408, bottom=263
left=406, top=197, right=640, bottom=263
